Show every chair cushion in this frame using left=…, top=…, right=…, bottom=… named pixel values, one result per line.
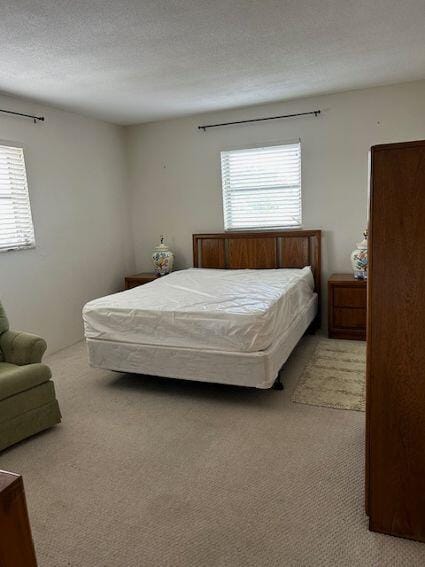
left=0, top=362, right=52, bottom=400
left=0, top=301, right=9, bottom=334
left=0, top=302, right=9, bottom=362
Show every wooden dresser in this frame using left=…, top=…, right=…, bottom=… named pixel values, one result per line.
left=366, top=140, right=425, bottom=542
left=328, top=274, right=366, bottom=340
left=0, top=470, right=37, bottom=566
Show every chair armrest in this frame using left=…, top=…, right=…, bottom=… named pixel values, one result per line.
left=0, top=330, right=47, bottom=365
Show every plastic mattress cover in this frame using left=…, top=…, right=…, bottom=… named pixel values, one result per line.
left=86, top=295, right=317, bottom=389
left=83, top=267, right=315, bottom=353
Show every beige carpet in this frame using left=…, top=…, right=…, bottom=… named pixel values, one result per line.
left=293, top=338, right=366, bottom=411
left=1, top=336, right=425, bottom=567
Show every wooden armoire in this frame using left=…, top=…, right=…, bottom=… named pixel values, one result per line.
left=366, top=140, right=425, bottom=542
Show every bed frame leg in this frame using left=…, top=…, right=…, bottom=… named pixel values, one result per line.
left=273, top=374, right=284, bottom=390
left=305, top=316, right=320, bottom=335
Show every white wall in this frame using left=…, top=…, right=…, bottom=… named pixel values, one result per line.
left=126, top=80, right=425, bottom=322
left=0, top=94, right=134, bottom=353
left=2, top=80, right=425, bottom=347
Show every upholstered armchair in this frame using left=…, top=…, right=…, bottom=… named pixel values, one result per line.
left=0, top=301, right=61, bottom=452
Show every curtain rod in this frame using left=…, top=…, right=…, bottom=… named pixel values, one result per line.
left=0, top=108, right=45, bottom=123
left=198, top=109, right=321, bottom=131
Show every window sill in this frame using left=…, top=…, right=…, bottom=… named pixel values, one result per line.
left=224, top=226, right=303, bottom=233
left=0, top=244, right=36, bottom=254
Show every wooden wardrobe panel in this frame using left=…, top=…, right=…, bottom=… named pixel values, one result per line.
left=367, top=141, right=425, bottom=541
left=227, top=238, right=276, bottom=269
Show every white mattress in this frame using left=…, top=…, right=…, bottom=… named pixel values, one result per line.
left=86, top=294, right=318, bottom=389
left=83, top=267, right=315, bottom=353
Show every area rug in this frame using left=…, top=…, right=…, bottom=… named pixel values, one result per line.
left=293, top=338, right=366, bottom=411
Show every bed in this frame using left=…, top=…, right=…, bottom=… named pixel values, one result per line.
left=83, top=230, right=321, bottom=389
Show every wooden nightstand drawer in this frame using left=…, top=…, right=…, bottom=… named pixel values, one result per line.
left=333, top=287, right=366, bottom=308
left=333, top=307, right=366, bottom=329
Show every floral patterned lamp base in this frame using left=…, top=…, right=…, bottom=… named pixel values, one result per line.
left=351, top=230, right=368, bottom=280
left=152, top=235, right=174, bottom=276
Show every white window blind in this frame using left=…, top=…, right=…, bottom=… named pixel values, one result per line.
left=221, top=142, right=302, bottom=230
left=0, top=144, right=35, bottom=252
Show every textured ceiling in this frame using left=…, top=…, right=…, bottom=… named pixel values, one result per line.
left=1, top=0, right=425, bottom=125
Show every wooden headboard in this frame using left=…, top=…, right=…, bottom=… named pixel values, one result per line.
left=193, top=229, right=322, bottom=316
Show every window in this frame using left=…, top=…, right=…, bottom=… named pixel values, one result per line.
left=221, top=142, right=302, bottom=230
left=0, top=144, right=35, bottom=252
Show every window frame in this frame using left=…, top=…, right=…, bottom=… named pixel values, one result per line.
left=219, top=139, right=303, bottom=232
left=0, top=140, right=36, bottom=253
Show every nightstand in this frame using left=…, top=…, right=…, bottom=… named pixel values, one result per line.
left=328, top=274, right=367, bottom=340
left=124, top=272, right=160, bottom=290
